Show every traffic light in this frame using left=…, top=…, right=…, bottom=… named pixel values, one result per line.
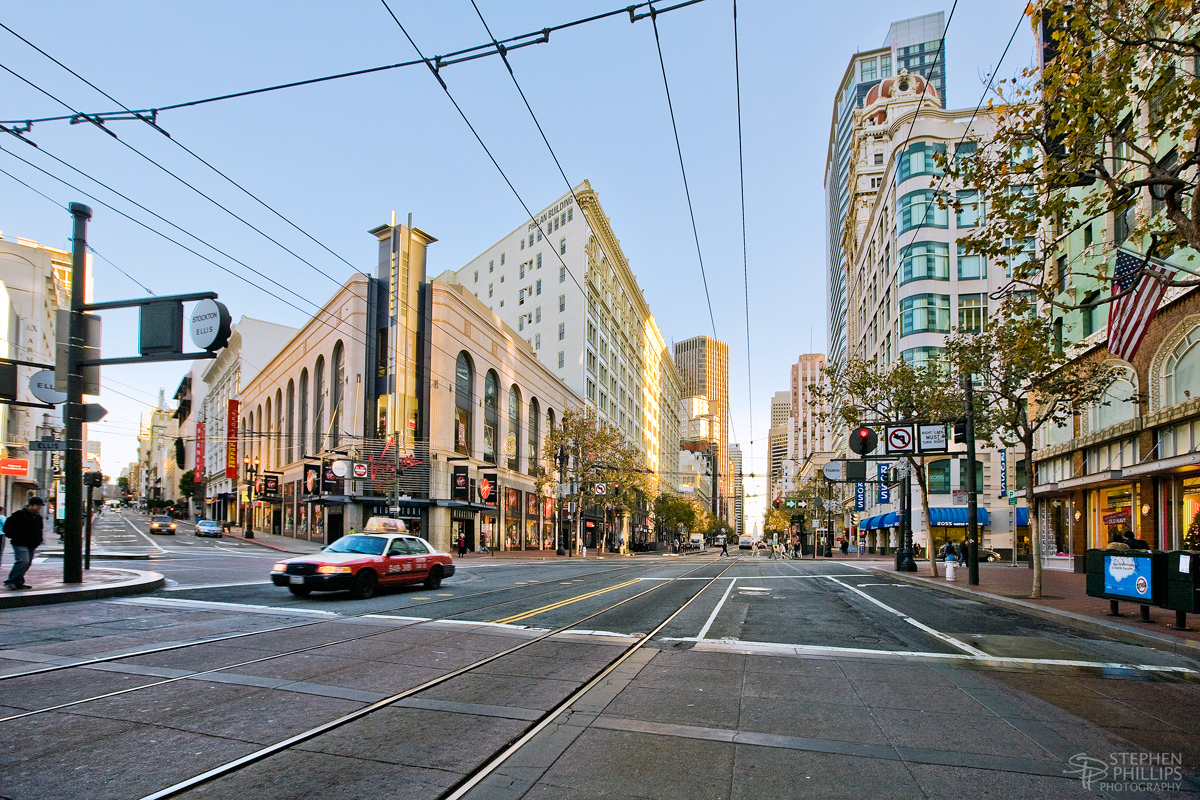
left=773, top=498, right=781, bottom=509
left=613, top=483, right=622, bottom=497
left=953, top=418, right=968, bottom=444
left=848, top=425, right=877, bottom=455
left=84, top=471, right=104, bottom=488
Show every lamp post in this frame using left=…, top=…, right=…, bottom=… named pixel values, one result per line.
left=555, top=445, right=569, bottom=556
left=243, top=455, right=259, bottom=539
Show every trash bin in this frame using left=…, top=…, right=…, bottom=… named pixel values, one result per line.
left=945, top=556, right=958, bottom=582
left=1165, top=550, right=1200, bottom=628
left=1085, top=548, right=1166, bottom=620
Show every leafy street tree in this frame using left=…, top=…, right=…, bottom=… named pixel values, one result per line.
left=814, top=358, right=962, bottom=575
left=178, top=469, right=195, bottom=500
left=653, top=492, right=700, bottom=545
left=944, top=308, right=1117, bottom=598
left=943, top=0, right=1199, bottom=307
left=539, top=407, right=648, bottom=555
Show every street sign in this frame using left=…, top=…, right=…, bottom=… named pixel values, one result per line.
left=884, top=425, right=916, bottom=455
left=952, top=489, right=968, bottom=506
left=64, top=403, right=107, bottom=424
left=822, top=461, right=843, bottom=480
left=27, top=440, right=67, bottom=451
left=189, top=299, right=232, bottom=352
left=785, top=499, right=796, bottom=509
left=1009, top=489, right=1017, bottom=506
left=331, top=460, right=349, bottom=477
left=595, top=482, right=607, bottom=495
left=352, top=463, right=369, bottom=479
left=918, top=423, right=947, bottom=453
left=29, top=370, right=66, bottom=405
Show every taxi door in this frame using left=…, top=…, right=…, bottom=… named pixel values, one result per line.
left=404, top=537, right=431, bottom=583
left=383, top=537, right=412, bottom=584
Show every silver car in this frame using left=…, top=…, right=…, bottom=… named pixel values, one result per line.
left=195, top=520, right=223, bottom=538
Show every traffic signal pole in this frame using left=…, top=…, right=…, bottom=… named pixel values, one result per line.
left=965, top=378, right=980, bottom=585
left=63, top=202, right=92, bottom=584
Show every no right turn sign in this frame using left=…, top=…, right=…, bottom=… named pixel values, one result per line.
left=884, top=425, right=916, bottom=455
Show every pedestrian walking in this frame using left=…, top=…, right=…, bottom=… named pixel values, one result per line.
left=457, top=533, right=467, bottom=557
left=720, top=539, right=729, bottom=557
left=4, top=497, right=44, bottom=590
left=0, top=506, right=7, bottom=565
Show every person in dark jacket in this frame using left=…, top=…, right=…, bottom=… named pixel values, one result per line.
left=5, top=497, right=45, bottom=590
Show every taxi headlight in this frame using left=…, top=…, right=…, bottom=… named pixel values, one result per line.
left=317, top=565, right=353, bottom=574
left=273, top=562, right=287, bottom=572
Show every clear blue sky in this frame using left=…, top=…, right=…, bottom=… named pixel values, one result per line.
left=0, top=0, right=1033, bottom=520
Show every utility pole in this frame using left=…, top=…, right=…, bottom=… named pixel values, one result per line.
left=965, top=377, right=980, bottom=585
left=63, top=203, right=91, bottom=584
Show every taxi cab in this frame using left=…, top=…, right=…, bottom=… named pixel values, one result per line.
left=270, top=517, right=455, bottom=599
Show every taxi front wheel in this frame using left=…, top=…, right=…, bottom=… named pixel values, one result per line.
left=351, top=569, right=378, bottom=600
left=288, top=586, right=312, bottom=597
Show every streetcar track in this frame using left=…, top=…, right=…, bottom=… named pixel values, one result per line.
left=0, top=560, right=654, bottom=682
left=136, top=558, right=739, bottom=800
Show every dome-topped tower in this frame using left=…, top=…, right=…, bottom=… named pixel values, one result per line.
left=862, top=69, right=941, bottom=125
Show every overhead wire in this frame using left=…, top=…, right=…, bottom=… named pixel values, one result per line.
left=0, top=0, right=708, bottom=128
left=731, top=0, right=754, bottom=464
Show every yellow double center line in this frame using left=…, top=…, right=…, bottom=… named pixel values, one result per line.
left=493, top=578, right=643, bottom=624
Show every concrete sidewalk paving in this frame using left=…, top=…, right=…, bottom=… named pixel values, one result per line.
left=0, top=561, right=163, bottom=609
left=874, top=561, right=1200, bottom=656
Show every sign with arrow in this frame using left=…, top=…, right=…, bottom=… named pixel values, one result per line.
left=64, top=403, right=107, bottom=424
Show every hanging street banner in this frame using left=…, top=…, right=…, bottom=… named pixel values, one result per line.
left=225, top=400, right=239, bottom=480
left=877, top=462, right=891, bottom=504
left=1000, top=449, right=1008, bottom=497
left=855, top=482, right=866, bottom=511
left=195, top=423, right=205, bottom=482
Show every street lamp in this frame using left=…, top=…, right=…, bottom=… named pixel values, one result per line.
left=555, top=445, right=569, bottom=556
left=243, top=455, right=259, bottom=540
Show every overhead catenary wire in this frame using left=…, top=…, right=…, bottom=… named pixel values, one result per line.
left=731, top=0, right=754, bottom=461
left=0, top=0, right=709, bottom=128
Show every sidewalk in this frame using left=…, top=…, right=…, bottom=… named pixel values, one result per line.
left=873, top=561, right=1200, bottom=656
left=0, top=561, right=163, bottom=609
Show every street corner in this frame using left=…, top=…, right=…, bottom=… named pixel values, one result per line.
left=0, top=565, right=164, bottom=609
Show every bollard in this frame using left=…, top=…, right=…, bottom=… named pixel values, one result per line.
left=945, top=558, right=958, bottom=582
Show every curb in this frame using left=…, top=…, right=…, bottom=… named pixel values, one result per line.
left=40, top=551, right=152, bottom=560
left=219, top=532, right=311, bottom=553
left=867, top=566, right=1200, bottom=658
left=0, top=569, right=165, bottom=609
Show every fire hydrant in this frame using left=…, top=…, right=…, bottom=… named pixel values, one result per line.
left=945, top=556, right=958, bottom=582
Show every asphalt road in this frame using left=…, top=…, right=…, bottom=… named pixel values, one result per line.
left=3, top=530, right=1200, bottom=799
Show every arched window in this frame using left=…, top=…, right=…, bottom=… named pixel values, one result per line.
left=1093, top=368, right=1137, bottom=431
left=330, top=341, right=344, bottom=448
left=547, top=408, right=556, bottom=437
left=455, top=353, right=474, bottom=456
left=484, top=371, right=499, bottom=465
left=298, top=369, right=309, bottom=459
left=508, top=385, right=522, bottom=472
left=928, top=459, right=951, bottom=494
left=274, top=389, right=283, bottom=468
left=313, top=356, right=325, bottom=454
left=255, top=405, right=263, bottom=466
left=528, top=397, right=540, bottom=476
left=1164, top=324, right=1200, bottom=407
left=285, top=380, right=295, bottom=464
left=262, top=400, right=271, bottom=470
left=958, top=458, right=984, bottom=493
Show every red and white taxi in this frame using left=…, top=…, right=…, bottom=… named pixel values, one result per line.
left=270, top=517, right=455, bottom=599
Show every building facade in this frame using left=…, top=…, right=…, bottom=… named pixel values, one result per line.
left=453, top=181, right=682, bottom=491
left=674, top=335, right=733, bottom=523
left=730, top=442, right=744, bottom=538
left=790, top=353, right=829, bottom=463
left=825, top=12, right=947, bottom=380
left=767, top=390, right=792, bottom=502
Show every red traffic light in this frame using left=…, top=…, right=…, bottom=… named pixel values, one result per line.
left=849, top=425, right=878, bottom=455
left=773, top=498, right=781, bottom=509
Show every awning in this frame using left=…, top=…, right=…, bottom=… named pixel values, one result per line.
left=1017, top=507, right=1030, bottom=526
left=928, top=507, right=991, bottom=527
left=859, top=515, right=877, bottom=531
left=880, top=511, right=899, bottom=528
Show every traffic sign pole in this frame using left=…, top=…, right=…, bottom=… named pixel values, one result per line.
left=63, top=203, right=91, bottom=584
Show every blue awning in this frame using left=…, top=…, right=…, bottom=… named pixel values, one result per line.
left=880, top=511, right=899, bottom=528
left=1017, top=507, right=1029, bottom=526
left=928, top=507, right=991, bottom=527
left=859, top=515, right=877, bottom=530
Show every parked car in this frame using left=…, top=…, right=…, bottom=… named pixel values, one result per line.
left=939, top=547, right=1002, bottom=562
left=195, top=520, right=223, bottom=538
left=149, top=515, right=176, bottom=534
left=270, top=517, right=455, bottom=599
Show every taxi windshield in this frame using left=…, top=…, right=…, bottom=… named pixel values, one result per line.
left=323, top=535, right=386, bottom=556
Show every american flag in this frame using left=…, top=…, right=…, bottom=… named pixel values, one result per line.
left=1107, top=249, right=1175, bottom=361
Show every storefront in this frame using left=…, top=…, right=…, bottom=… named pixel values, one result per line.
left=1088, top=483, right=1138, bottom=548
left=927, top=507, right=990, bottom=554
left=503, top=487, right=521, bottom=549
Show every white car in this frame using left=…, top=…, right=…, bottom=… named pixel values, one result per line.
left=195, top=520, right=223, bottom=538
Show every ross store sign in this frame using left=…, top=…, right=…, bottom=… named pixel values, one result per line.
left=877, top=462, right=891, bottom=504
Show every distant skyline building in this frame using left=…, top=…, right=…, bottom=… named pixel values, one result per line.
left=767, top=390, right=792, bottom=502
left=825, top=12, right=947, bottom=380
left=730, top=443, right=744, bottom=539
left=674, top=335, right=733, bottom=523
left=790, top=353, right=829, bottom=463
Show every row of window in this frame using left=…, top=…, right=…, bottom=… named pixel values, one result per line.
left=244, top=343, right=345, bottom=472
left=454, top=351, right=555, bottom=474
left=899, top=293, right=987, bottom=336
left=521, top=207, right=573, bottom=251
left=900, top=241, right=987, bottom=283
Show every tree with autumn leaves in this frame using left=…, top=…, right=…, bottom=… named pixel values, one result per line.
left=537, top=406, right=650, bottom=555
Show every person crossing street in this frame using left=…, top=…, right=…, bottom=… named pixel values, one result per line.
left=4, top=497, right=45, bottom=590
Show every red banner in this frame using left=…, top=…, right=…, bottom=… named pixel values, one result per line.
left=226, top=400, right=239, bottom=480
left=195, top=423, right=205, bottom=482
left=0, top=458, right=29, bottom=476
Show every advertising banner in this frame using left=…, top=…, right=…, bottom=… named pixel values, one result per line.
left=1104, top=554, right=1153, bottom=602
left=225, top=400, right=239, bottom=480
left=480, top=473, right=498, bottom=506
left=542, top=495, right=554, bottom=518
left=526, top=491, right=539, bottom=518
left=999, top=449, right=1007, bottom=497
left=452, top=466, right=469, bottom=500
left=262, top=474, right=279, bottom=496
left=855, top=483, right=866, bottom=511
left=195, top=423, right=205, bottom=482
left=505, top=487, right=520, bottom=516
left=303, top=463, right=321, bottom=497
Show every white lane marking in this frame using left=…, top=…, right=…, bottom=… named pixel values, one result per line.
left=663, top=637, right=1198, bottom=674
left=855, top=583, right=914, bottom=588
left=122, top=516, right=167, bottom=552
left=638, top=575, right=866, bottom=581
left=164, top=581, right=273, bottom=591
left=108, top=597, right=339, bottom=616
left=824, top=576, right=988, bottom=657
left=696, top=577, right=737, bottom=640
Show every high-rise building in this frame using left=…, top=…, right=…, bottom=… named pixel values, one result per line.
left=454, top=181, right=681, bottom=486
left=791, top=353, right=828, bottom=462
left=730, top=443, right=744, bottom=539
left=825, top=12, right=947, bottom=381
left=767, top=391, right=792, bottom=502
left=673, top=335, right=732, bottom=521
